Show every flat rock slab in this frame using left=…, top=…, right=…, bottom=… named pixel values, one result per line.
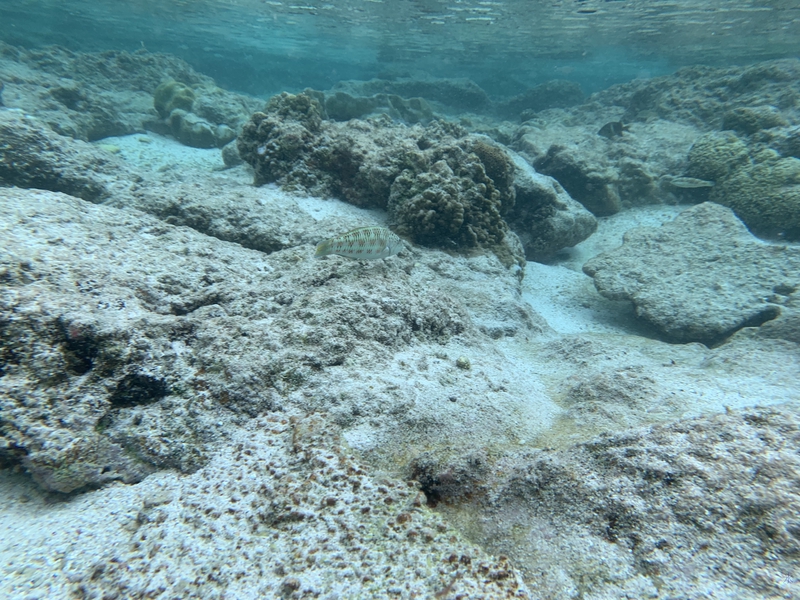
left=583, top=202, right=800, bottom=344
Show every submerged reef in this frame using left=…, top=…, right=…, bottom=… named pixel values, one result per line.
left=512, top=57, right=800, bottom=227
left=4, top=42, right=800, bottom=599
left=387, top=142, right=508, bottom=250
left=686, top=131, right=751, bottom=182
left=0, top=42, right=260, bottom=145
left=238, top=92, right=596, bottom=264
left=591, top=59, right=800, bottom=129
left=329, top=76, right=493, bottom=113
left=0, top=110, right=125, bottom=201
left=0, top=187, right=541, bottom=493
left=473, top=405, right=800, bottom=600
left=514, top=114, right=687, bottom=218
left=496, top=79, right=585, bottom=121
left=712, top=155, right=800, bottom=240
left=238, top=92, right=517, bottom=260
left=75, top=412, right=531, bottom=598
left=323, top=90, right=434, bottom=124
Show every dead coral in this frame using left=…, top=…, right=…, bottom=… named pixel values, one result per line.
left=388, top=154, right=507, bottom=250
left=237, top=93, right=519, bottom=262
left=466, top=137, right=516, bottom=213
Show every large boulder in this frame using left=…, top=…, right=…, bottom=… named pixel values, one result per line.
left=583, top=202, right=800, bottom=344
left=506, top=153, right=597, bottom=261
left=533, top=143, right=623, bottom=216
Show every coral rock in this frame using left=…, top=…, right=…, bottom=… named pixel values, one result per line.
left=583, top=202, right=800, bottom=344
left=153, top=79, right=195, bottom=118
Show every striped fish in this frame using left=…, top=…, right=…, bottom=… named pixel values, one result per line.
left=314, top=227, right=406, bottom=260
left=664, top=176, right=715, bottom=189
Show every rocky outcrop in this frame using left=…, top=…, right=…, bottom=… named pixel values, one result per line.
left=533, top=142, right=625, bottom=216
left=505, top=153, right=597, bottom=261
left=323, top=90, right=434, bottom=124
left=238, top=92, right=596, bottom=264
left=685, top=131, right=800, bottom=240
left=516, top=117, right=696, bottom=217
left=238, top=92, right=519, bottom=262
left=496, top=79, right=584, bottom=120
left=0, top=42, right=260, bottom=145
left=0, top=187, right=542, bottom=493
left=74, top=413, right=532, bottom=598
left=0, top=110, right=128, bottom=201
left=583, top=202, right=800, bottom=344
left=512, top=59, right=800, bottom=220
left=590, top=58, right=800, bottom=129
left=330, top=77, right=492, bottom=112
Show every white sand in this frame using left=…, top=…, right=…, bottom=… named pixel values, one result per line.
left=96, top=131, right=225, bottom=173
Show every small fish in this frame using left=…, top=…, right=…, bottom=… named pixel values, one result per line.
left=598, top=121, right=630, bottom=138
left=664, top=176, right=715, bottom=189
left=314, top=227, right=406, bottom=260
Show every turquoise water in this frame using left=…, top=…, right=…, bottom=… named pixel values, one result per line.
left=2, top=0, right=798, bottom=95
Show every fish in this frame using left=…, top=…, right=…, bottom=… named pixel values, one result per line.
left=663, top=176, right=715, bottom=189
left=597, top=121, right=630, bottom=138
left=314, top=226, right=406, bottom=260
